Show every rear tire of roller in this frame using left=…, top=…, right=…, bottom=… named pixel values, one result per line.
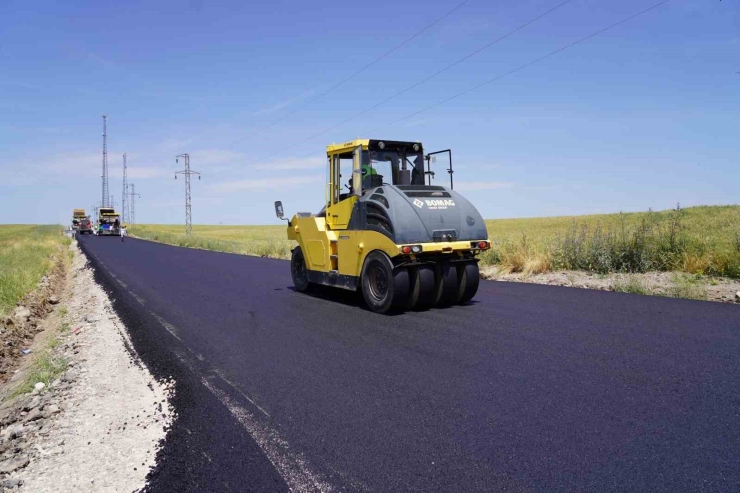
left=408, top=265, right=436, bottom=310
left=457, top=262, right=480, bottom=304
left=434, top=262, right=458, bottom=307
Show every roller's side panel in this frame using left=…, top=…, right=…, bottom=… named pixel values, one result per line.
left=289, top=216, right=333, bottom=273
left=336, top=230, right=398, bottom=277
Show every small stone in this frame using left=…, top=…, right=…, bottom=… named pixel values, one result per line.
left=21, top=398, right=36, bottom=413
left=34, top=382, right=45, bottom=392
left=44, top=405, right=60, bottom=417
left=24, top=408, right=41, bottom=422
left=62, top=370, right=78, bottom=383
left=1, top=424, right=24, bottom=440
left=3, top=477, right=23, bottom=488
left=735, top=291, right=740, bottom=303
left=12, top=306, right=31, bottom=320
left=49, top=295, right=60, bottom=305
left=51, top=378, right=61, bottom=388
left=0, top=456, right=29, bottom=474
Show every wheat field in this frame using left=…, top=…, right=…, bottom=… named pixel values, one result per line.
left=129, top=205, right=740, bottom=279
left=0, top=225, right=69, bottom=318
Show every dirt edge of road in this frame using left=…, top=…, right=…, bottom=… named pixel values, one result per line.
left=0, top=242, right=172, bottom=492
left=78, top=234, right=293, bottom=492
left=481, top=267, right=740, bottom=304
left=0, top=245, right=68, bottom=386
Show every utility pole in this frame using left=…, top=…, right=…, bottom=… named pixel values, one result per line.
left=121, top=153, right=128, bottom=223
left=175, top=153, right=201, bottom=236
left=102, top=115, right=109, bottom=207
left=128, top=184, right=141, bottom=225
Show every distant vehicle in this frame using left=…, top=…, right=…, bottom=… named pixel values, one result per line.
left=78, top=216, right=93, bottom=234
left=276, top=138, right=490, bottom=314
left=97, top=208, right=121, bottom=236
left=72, top=209, right=86, bottom=232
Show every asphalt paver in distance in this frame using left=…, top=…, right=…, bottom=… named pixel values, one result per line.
left=78, top=235, right=740, bottom=492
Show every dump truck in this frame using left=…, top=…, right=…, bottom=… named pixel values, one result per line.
left=276, top=139, right=490, bottom=314
left=97, top=208, right=121, bottom=236
left=71, top=209, right=86, bottom=232
left=72, top=209, right=93, bottom=234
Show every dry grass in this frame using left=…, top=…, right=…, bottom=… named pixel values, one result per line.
left=129, top=205, right=740, bottom=279
left=483, top=205, right=740, bottom=279
left=0, top=225, right=69, bottom=318
left=128, top=224, right=292, bottom=259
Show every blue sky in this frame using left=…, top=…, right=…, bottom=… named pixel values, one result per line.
left=1, top=0, right=738, bottom=226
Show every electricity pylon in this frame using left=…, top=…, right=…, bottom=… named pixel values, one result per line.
left=121, top=153, right=128, bottom=223
left=101, top=115, right=109, bottom=207
left=175, top=153, right=201, bottom=236
left=128, top=184, right=141, bottom=225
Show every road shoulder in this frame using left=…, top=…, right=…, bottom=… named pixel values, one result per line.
left=0, top=242, right=172, bottom=492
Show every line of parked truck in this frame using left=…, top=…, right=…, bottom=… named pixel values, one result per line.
left=70, top=207, right=122, bottom=236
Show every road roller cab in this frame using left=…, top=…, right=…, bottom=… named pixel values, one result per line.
left=276, top=139, right=490, bottom=314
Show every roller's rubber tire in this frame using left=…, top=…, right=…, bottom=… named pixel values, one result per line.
left=409, top=265, right=436, bottom=310
left=406, top=267, right=419, bottom=310
left=361, top=251, right=409, bottom=314
left=456, top=262, right=480, bottom=304
left=434, top=262, right=459, bottom=307
left=291, top=247, right=311, bottom=293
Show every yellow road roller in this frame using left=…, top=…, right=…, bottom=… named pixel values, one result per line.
left=276, top=139, right=490, bottom=313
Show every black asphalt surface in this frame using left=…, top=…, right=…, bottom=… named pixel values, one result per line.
left=78, top=235, right=740, bottom=492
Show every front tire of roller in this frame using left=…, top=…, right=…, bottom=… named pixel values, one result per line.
left=291, top=247, right=311, bottom=293
left=434, top=262, right=458, bottom=307
left=362, top=251, right=409, bottom=314
left=456, top=261, right=480, bottom=304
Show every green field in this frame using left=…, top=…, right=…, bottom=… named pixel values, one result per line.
left=0, top=225, right=69, bottom=318
left=130, top=205, right=740, bottom=279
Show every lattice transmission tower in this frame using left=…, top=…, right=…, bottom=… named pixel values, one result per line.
left=175, top=153, right=201, bottom=236
left=128, top=184, right=141, bottom=225
left=121, top=153, right=128, bottom=223
left=101, top=115, right=109, bottom=207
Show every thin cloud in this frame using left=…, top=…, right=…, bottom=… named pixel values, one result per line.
left=85, top=52, right=121, bottom=70
left=454, top=181, right=513, bottom=191
left=190, top=149, right=246, bottom=166
left=128, top=166, right=169, bottom=179
left=251, top=87, right=318, bottom=116
left=208, top=175, right=322, bottom=193
left=159, top=138, right=194, bottom=152
left=254, top=156, right=325, bottom=171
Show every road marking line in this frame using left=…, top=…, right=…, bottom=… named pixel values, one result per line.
left=201, top=377, right=333, bottom=493
left=149, top=312, right=185, bottom=344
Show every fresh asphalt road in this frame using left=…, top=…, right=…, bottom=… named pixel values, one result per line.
left=77, top=235, right=740, bottom=492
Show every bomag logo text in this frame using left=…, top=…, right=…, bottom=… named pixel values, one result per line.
left=424, top=199, right=455, bottom=210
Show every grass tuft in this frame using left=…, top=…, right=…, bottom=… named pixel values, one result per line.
left=10, top=339, right=67, bottom=397
left=613, top=276, right=651, bottom=295
left=668, top=273, right=708, bottom=301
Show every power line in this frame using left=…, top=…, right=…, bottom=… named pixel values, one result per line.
left=365, top=0, right=670, bottom=135
left=229, top=0, right=471, bottom=146
left=260, top=0, right=669, bottom=165
left=247, top=0, right=574, bottom=162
